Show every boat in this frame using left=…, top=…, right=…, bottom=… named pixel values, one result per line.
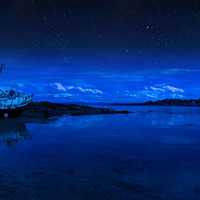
left=0, top=64, right=33, bottom=118
left=0, top=89, right=33, bottom=118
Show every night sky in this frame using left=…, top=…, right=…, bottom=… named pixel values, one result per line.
left=1, top=0, right=200, bottom=102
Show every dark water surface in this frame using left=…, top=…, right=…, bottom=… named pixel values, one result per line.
left=0, top=106, right=200, bottom=199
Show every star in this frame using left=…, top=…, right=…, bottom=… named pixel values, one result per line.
left=145, top=25, right=153, bottom=30
left=124, top=49, right=129, bottom=54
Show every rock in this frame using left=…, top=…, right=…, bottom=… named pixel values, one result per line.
left=19, top=102, right=129, bottom=120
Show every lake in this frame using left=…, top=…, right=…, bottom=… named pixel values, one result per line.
left=0, top=106, right=200, bottom=199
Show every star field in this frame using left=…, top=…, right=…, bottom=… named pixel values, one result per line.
left=0, top=0, right=200, bottom=101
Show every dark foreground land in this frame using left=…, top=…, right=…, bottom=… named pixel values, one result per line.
left=111, top=98, right=200, bottom=106
left=16, top=102, right=129, bottom=120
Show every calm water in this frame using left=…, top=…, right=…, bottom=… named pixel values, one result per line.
left=0, top=106, right=200, bottom=199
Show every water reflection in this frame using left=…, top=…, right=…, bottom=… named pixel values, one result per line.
left=130, top=111, right=200, bottom=128
left=50, top=115, right=104, bottom=129
left=0, top=106, right=200, bottom=147
left=113, top=106, right=200, bottom=128
left=0, top=119, right=30, bottom=146
left=0, top=107, right=200, bottom=199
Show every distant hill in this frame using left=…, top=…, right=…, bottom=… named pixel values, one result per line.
left=111, top=99, right=200, bottom=106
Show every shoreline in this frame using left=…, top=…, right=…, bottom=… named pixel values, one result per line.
left=0, top=101, right=129, bottom=119
left=110, top=98, right=200, bottom=107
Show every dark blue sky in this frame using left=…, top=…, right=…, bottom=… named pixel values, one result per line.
left=1, top=0, right=200, bottom=102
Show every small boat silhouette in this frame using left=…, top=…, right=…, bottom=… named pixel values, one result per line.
left=0, top=89, right=33, bottom=118
left=0, top=89, right=32, bottom=109
left=0, top=64, right=33, bottom=118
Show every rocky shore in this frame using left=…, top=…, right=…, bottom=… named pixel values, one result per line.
left=15, top=101, right=129, bottom=120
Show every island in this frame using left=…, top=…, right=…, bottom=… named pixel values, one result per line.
left=111, top=98, right=200, bottom=106
left=2, top=101, right=129, bottom=120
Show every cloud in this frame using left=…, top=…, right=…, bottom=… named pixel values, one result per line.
left=146, top=84, right=184, bottom=94
left=162, top=68, right=200, bottom=75
left=67, top=86, right=103, bottom=95
left=54, top=83, right=66, bottom=91
left=149, top=86, right=165, bottom=92
left=53, top=93, right=73, bottom=98
left=162, top=85, right=184, bottom=93
left=124, top=84, right=185, bottom=100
